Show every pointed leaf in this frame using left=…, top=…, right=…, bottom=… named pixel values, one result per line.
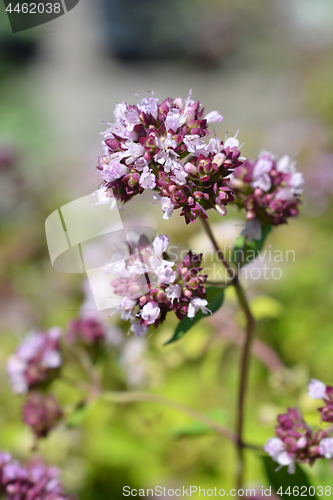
left=262, top=456, right=317, bottom=500
left=165, top=287, right=225, bottom=345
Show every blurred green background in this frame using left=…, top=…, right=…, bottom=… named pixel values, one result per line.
left=1, top=0, right=333, bottom=497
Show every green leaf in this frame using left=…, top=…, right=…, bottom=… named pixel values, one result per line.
left=165, top=287, right=225, bottom=345
left=232, top=225, right=272, bottom=268
left=262, top=456, right=317, bottom=500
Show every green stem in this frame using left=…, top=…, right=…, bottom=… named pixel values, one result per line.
left=234, top=281, right=256, bottom=492
left=101, top=391, right=236, bottom=442
left=201, top=218, right=237, bottom=282
left=201, top=218, right=256, bottom=493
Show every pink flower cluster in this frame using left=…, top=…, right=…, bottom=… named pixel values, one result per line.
left=7, top=328, right=62, bottom=395
left=23, top=393, right=63, bottom=439
left=0, top=453, right=75, bottom=500
left=66, top=317, right=106, bottom=346
left=97, top=91, right=241, bottom=223
left=6, top=316, right=123, bottom=440
left=264, top=408, right=325, bottom=473
left=230, top=152, right=304, bottom=241
left=108, top=234, right=209, bottom=336
left=6, top=328, right=64, bottom=440
left=264, top=379, right=333, bottom=473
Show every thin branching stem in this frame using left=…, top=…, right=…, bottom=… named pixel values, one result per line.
left=201, top=217, right=256, bottom=494
left=101, top=390, right=236, bottom=441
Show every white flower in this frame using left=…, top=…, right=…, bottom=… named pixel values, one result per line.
left=184, top=134, right=207, bottom=157
left=153, top=235, right=169, bottom=256
left=241, top=219, right=262, bottom=242
left=123, top=140, right=145, bottom=165
left=139, top=97, right=159, bottom=119
left=171, top=166, right=188, bottom=185
left=288, top=172, right=304, bottom=195
left=140, top=302, right=160, bottom=324
left=165, top=156, right=182, bottom=174
left=207, top=137, right=222, bottom=154
left=101, top=160, right=128, bottom=182
left=166, top=284, right=182, bottom=304
left=17, top=333, right=44, bottom=360
left=319, top=438, right=333, bottom=459
left=274, top=187, right=295, bottom=202
left=308, top=379, right=327, bottom=400
left=224, top=131, right=240, bottom=150
left=149, top=237, right=176, bottom=285
left=104, top=326, right=124, bottom=347
left=94, top=187, right=115, bottom=207
left=6, top=356, right=27, bottom=394
left=161, top=197, right=175, bottom=219
left=113, top=101, right=127, bottom=121
left=264, top=437, right=285, bottom=461
left=252, top=173, right=271, bottom=191
left=251, top=155, right=274, bottom=192
left=264, top=438, right=295, bottom=474
left=105, top=259, right=131, bottom=278
left=110, top=102, right=141, bottom=140
left=277, top=452, right=295, bottom=474
left=276, top=155, right=297, bottom=173
left=139, top=167, right=156, bottom=189
left=155, top=264, right=177, bottom=285
left=187, top=297, right=210, bottom=319
left=118, top=297, right=137, bottom=321
left=113, top=101, right=134, bottom=125
left=154, top=134, right=179, bottom=172
left=42, top=350, right=62, bottom=368
left=165, top=108, right=185, bottom=131
left=164, top=133, right=178, bottom=150
left=204, top=110, right=223, bottom=123
left=120, top=336, right=148, bottom=386
left=134, top=157, right=148, bottom=171
left=274, top=169, right=303, bottom=201
left=130, top=321, right=149, bottom=337
left=127, top=258, right=150, bottom=276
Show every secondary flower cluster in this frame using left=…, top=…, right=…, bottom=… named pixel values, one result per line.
left=264, top=379, right=333, bottom=473
left=108, top=234, right=209, bottom=336
left=96, top=91, right=242, bottom=223
left=230, top=152, right=304, bottom=241
left=0, top=452, right=75, bottom=500
left=66, top=317, right=107, bottom=346
left=7, top=327, right=62, bottom=395
left=23, top=393, right=63, bottom=439
left=6, top=328, right=64, bottom=440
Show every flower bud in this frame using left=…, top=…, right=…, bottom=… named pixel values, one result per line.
left=184, top=162, right=198, bottom=176
left=213, top=153, right=226, bottom=167
left=215, top=204, right=227, bottom=216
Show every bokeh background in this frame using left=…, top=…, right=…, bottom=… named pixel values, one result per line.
left=1, top=0, right=333, bottom=497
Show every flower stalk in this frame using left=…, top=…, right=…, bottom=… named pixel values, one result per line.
left=201, top=217, right=256, bottom=493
